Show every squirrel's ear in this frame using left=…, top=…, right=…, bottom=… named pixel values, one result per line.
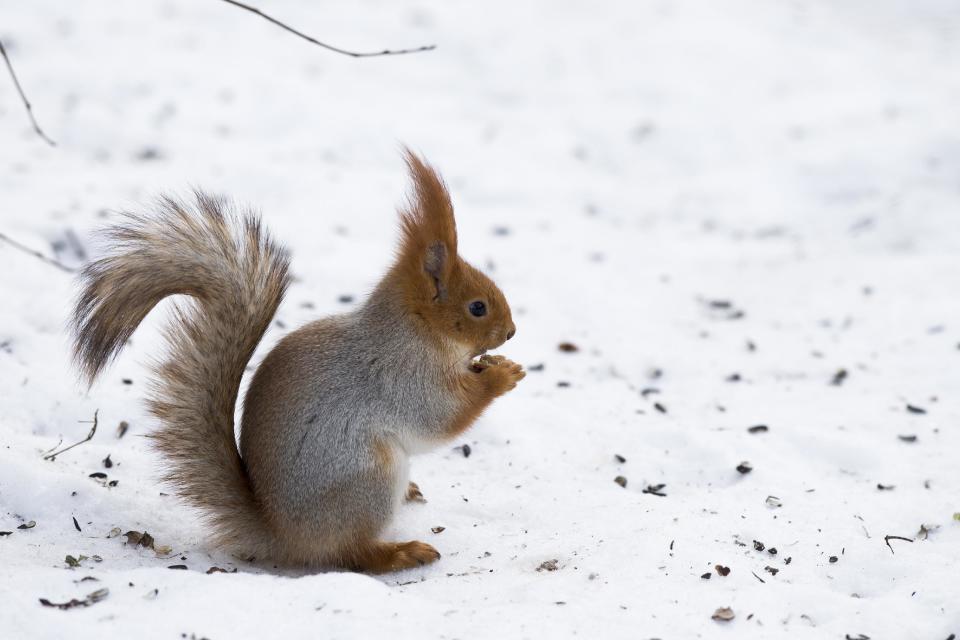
left=398, top=148, right=458, bottom=300
left=423, top=240, right=449, bottom=301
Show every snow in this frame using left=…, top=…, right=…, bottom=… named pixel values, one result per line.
left=2, top=0, right=960, bottom=638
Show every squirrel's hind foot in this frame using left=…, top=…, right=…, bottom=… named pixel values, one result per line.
left=348, top=540, right=440, bottom=574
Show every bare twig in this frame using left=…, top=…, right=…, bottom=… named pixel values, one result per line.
left=39, top=588, right=109, bottom=610
left=883, top=534, right=914, bottom=554
left=0, top=38, right=56, bottom=146
left=219, top=0, right=435, bottom=58
left=44, top=411, right=98, bottom=461
left=41, top=437, right=64, bottom=456
left=0, top=232, right=75, bottom=273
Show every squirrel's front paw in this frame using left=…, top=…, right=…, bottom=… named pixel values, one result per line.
left=474, top=355, right=525, bottom=394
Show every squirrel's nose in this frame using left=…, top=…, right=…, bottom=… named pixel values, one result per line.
left=506, top=325, right=516, bottom=341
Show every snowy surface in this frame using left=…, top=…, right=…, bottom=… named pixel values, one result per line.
left=2, top=1, right=960, bottom=638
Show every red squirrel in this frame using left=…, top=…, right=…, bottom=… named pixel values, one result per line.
left=71, top=150, right=525, bottom=573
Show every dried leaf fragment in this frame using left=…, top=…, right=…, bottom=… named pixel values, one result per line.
left=642, top=483, right=667, bottom=497
left=536, top=559, right=559, bottom=572
left=712, top=606, right=735, bottom=621
left=39, top=588, right=109, bottom=610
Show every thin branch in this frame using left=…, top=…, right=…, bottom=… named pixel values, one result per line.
left=219, top=0, right=436, bottom=58
left=883, top=534, right=914, bottom=554
left=0, top=38, right=56, bottom=146
left=44, top=411, right=98, bottom=461
left=41, top=437, right=64, bottom=457
left=0, top=231, right=76, bottom=273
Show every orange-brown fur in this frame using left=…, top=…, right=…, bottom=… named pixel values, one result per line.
left=447, top=355, right=526, bottom=438
left=386, top=152, right=517, bottom=359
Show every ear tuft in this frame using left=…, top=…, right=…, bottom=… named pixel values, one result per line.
left=396, top=147, right=459, bottom=300
left=398, top=147, right=458, bottom=255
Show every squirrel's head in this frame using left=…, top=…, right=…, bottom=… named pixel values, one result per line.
left=389, top=149, right=516, bottom=358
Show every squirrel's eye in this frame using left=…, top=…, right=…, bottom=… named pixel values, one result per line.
left=468, top=301, right=487, bottom=317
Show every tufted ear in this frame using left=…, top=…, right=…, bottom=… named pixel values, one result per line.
left=397, top=148, right=458, bottom=300
left=423, top=240, right=448, bottom=300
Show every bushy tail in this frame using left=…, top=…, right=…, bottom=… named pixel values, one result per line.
left=71, top=192, right=290, bottom=555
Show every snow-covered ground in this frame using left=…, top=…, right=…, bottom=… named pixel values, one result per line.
left=2, top=1, right=959, bottom=637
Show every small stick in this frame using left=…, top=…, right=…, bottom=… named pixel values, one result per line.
left=0, top=232, right=75, bottom=273
left=883, top=534, right=914, bottom=554
left=44, top=411, right=98, bottom=461
left=0, top=38, right=56, bottom=146
left=41, top=437, right=64, bottom=456
left=219, top=0, right=436, bottom=58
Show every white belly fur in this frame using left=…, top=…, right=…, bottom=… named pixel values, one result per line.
left=391, top=447, right=410, bottom=509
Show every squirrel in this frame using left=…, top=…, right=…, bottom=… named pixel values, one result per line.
left=71, top=150, right=525, bottom=573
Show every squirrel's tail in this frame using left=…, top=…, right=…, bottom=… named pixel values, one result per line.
left=71, top=192, right=290, bottom=556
